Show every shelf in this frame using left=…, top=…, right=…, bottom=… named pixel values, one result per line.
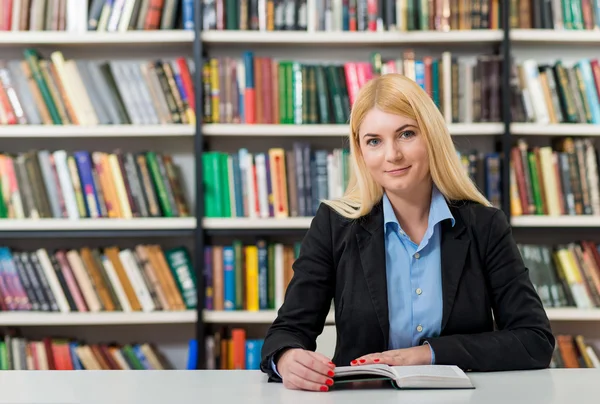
left=201, top=30, right=504, bottom=46
left=511, top=123, right=600, bottom=136
left=202, top=123, right=504, bottom=137
left=0, top=124, right=195, bottom=138
left=0, top=311, right=196, bottom=326
left=511, top=216, right=600, bottom=227
left=203, top=217, right=313, bottom=230
left=203, top=310, right=335, bottom=324
left=511, top=29, right=600, bottom=44
left=0, top=30, right=194, bottom=46
left=0, top=218, right=196, bottom=231
left=202, top=308, right=599, bottom=323
left=546, top=308, right=600, bottom=321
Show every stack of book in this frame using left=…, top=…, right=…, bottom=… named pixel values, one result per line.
left=0, top=149, right=189, bottom=219
left=202, top=51, right=503, bottom=125
left=0, top=245, right=196, bottom=312
left=552, top=334, right=600, bottom=368
left=0, top=50, right=195, bottom=126
left=0, top=331, right=172, bottom=370
left=510, top=138, right=600, bottom=217
left=204, top=327, right=264, bottom=370
left=204, top=240, right=300, bottom=312
left=518, top=242, right=600, bottom=309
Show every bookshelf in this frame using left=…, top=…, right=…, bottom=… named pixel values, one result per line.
left=0, top=125, right=195, bottom=138
left=3, top=1, right=600, bottom=372
left=202, top=123, right=505, bottom=137
left=0, top=31, right=194, bottom=46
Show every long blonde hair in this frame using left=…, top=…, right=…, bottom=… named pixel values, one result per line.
left=323, top=73, right=492, bottom=219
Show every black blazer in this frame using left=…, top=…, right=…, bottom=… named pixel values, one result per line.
left=260, top=199, right=555, bottom=381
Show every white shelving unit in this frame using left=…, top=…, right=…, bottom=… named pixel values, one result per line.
left=0, top=125, right=195, bottom=138
left=0, top=311, right=196, bottom=326
left=203, top=217, right=312, bottom=230
left=201, top=29, right=504, bottom=46
left=511, top=216, right=600, bottom=228
left=511, top=123, right=600, bottom=136
left=0, top=218, right=196, bottom=231
left=202, top=308, right=600, bottom=324
left=0, top=30, right=194, bottom=46
left=511, top=29, right=600, bottom=44
left=202, top=123, right=504, bottom=137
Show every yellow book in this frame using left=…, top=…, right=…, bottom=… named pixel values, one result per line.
left=210, top=58, right=219, bottom=123
left=245, top=246, right=259, bottom=311
left=108, top=153, right=132, bottom=218
left=509, top=160, right=523, bottom=216
left=538, top=147, right=561, bottom=216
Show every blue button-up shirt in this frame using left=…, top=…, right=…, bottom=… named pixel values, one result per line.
left=383, top=186, right=454, bottom=364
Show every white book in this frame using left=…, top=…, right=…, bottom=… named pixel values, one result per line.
left=100, top=255, right=132, bottom=312
left=36, top=248, right=71, bottom=313
left=274, top=243, right=285, bottom=309
left=255, top=153, right=270, bottom=218
left=333, top=364, right=474, bottom=390
left=52, top=150, right=79, bottom=220
left=119, top=249, right=155, bottom=312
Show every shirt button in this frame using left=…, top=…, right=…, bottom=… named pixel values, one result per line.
left=417, top=325, right=423, bottom=332
left=416, top=288, right=422, bottom=295
left=414, top=252, right=420, bottom=259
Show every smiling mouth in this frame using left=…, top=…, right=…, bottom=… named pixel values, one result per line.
left=385, top=166, right=411, bottom=174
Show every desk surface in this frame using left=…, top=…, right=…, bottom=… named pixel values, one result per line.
left=0, top=369, right=598, bottom=404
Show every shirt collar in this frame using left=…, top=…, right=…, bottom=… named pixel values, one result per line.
left=383, top=185, right=455, bottom=236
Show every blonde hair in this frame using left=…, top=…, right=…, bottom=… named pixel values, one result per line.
left=323, top=73, right=492, bottom=219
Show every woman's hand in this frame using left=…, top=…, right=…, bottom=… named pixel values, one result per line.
left=350, top=345, right=432, bottom=366
left=276, top=348, right=336, bottom=392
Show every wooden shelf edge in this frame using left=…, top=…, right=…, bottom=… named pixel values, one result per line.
left=0, top=311, right=197, bottom=326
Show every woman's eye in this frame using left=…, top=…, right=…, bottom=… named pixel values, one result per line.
left=399, top=131, right=415, bottom=139
left=366, top=138, right=381, bottom=146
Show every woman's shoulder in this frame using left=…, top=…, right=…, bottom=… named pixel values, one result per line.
left=448, top=200, right=510, bottom=233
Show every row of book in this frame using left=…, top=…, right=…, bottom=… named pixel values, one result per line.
left=512, top=0, right=600, bottom=30
left=202, top=0, right=501, bottom=32
left=202, top=145, right=501, bottom=218
left=552, top=335, right=600, bottom=368
left=0, top=245, right=197, bottom=312
left=203, top=327, right=264, bottom=370
left=204, top=241, right=300, bottom=311
left=202, top=51, right=503, bottom=125
left=0, top=50, right=195, bottom=126
left=520, top=242, right=600, bottom=309
left=510, top=138, right=600, bottom=217
left=0, top=332, right=172, bottom=370
left=0, top=0, right=195, bottom=32
left=512, top=59, right=600, bottom=125
left=0, top=150, right=190, bottom=219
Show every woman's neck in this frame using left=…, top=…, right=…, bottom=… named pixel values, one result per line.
left=385, top=182, right=433, bottom=243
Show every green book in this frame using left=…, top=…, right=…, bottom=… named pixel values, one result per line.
left=165, top=247, right=197, bottom=309
left=22, top=48, right=62, bottom=125
left=527, top=152, right=543, bottom=215
left=146, top=152, right=174, bottom=217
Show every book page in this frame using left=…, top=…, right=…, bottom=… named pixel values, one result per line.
left=392, top=365, right=469, bottom=379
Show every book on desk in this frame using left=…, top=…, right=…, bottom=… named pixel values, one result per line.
left=332, top=364, right=475, bottom=390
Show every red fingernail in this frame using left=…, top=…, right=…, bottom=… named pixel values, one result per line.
left=320, top=386, right=328, bottom=392
left=351, top=360, right=357, bottom=365
left=328, top=361, right=334, bottom=365
left=327, top=370, right=335, bottom=377
left=359, top=359, right=366, bottom=363
left=374, top=359, right=380, bottom=363
left=326, top=379, right=334, bottom=386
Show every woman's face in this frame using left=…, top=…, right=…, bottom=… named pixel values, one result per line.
left=358, top=107, right=430, bottom=196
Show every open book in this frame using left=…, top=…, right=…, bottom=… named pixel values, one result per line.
left=332, top=364, right=474, bottom=389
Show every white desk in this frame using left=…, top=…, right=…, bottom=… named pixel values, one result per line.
left=0, top=369, right=598, bottom=404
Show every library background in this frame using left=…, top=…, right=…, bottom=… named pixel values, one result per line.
left=0, top=0, right=599, bottom=371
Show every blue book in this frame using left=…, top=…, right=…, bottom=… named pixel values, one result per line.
left=415, top=60, right=425, bottom=90
left=257, top=241, right=268, bottom=310
left=69, top=342, right=83, bottom=370
left=182, top=0, right=195, bottom=30
left=223, top=246, right=235, bottom=310
left=186, top=339, right=198, bottom=370
left=577, top=59, right=600, bottom=124
left=245, top=340, right=264, bottom=370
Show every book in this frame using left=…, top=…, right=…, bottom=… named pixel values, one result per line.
left=332, top=364, right=475, bottom=390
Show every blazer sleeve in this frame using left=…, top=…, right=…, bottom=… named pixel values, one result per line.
left=259, top=204, right=335, bottom=381
left=422, top=209, right=555, bottom=371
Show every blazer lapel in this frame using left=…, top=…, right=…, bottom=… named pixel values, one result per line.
left=356, top=202, right=389, bottom=348
left=440, top=207, right=470, bottom=331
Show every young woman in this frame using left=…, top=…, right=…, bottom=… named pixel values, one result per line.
left=259, top=73, right=555, bottom=392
